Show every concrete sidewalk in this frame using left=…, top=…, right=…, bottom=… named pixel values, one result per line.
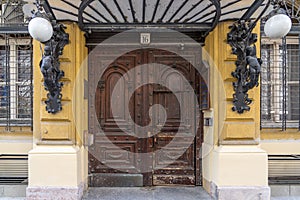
left=82, top=187, right=300, bottom=200
left=1, top=186, right=300, bottom=199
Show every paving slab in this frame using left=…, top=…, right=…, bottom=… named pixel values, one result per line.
left=271, top=197, right=300, bottom=200
left=0, top=186, right=298, bottom=200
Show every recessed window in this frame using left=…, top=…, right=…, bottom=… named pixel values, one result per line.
left=0, top=34, right=33, bottom=130
left=261, top=36, right=300, bottom=129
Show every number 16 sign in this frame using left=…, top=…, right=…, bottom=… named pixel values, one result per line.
left=140, top=33, right=151, bottom=45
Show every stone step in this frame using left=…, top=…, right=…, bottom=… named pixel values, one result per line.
left=83, top=187, right=213, bottom=200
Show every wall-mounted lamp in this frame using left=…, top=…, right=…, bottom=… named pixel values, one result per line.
left=264, top=6, right=292, bottom=39
left=28, top=16, right=53, bottom=42
left=227, top=0, right=291, bottom=114
left=23, top=0, right=69, bottom=114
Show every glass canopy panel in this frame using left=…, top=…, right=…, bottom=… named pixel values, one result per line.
left=46, top=0, right=268, bottom=23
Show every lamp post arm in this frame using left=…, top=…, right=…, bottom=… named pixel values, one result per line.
left=39, top=0, right=56, bottom=21
left=246, top=0, right=272, bottom=34
left=240, top=0, right=266, bottom=21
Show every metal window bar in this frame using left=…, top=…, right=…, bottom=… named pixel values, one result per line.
left=0, top=34, right=33, bottom=130
left=298, top=34, right=300, bottom=130
left=282, top=36, right=287, bottom=130
left=5, top=34, right=10, bottom=130
left=287, top=44, right=300, bottom=122
left=260, top=36, right=300, bottom=130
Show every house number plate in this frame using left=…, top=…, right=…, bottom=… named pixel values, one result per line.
left=140, top=33, right=151, bottom=45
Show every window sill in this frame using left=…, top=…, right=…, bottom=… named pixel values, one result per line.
left=261, top=122, right=300, bottom=129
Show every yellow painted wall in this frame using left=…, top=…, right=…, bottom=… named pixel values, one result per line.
left=261, top=130, right=300, bottom=155
left=0, top=133, right=32, bottom=154
left=202, top=20, right=299, bottom=194
left=202, top=22, right=268, bottom=192
left=261, top=141, right=300, bottom=155
left=32, top=22, right=88, bottom=144
left=261, top=129, right=300, bottom=140
left=28, top=22, right=88, bottom=188
left=211, top=145, right=268, bottom=186
left=32, top=38, right=75, bottom=142
left=204, top=21, right=261, bottom=144
left=28, top=145, right=81, bottom=187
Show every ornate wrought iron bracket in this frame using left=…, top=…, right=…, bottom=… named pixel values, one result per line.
left=227, top=20, right=262, bottom=114
left=40, top=24, right=69, bottom=113
left=30, top=1, right=70, bottom=114
left=226, top=0, right=274, bottom=114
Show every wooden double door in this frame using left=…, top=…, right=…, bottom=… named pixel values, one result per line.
left=89, top=49, right=204, bottom=186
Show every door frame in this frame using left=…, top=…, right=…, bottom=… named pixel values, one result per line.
left=86, top=30, right=209, bottom=187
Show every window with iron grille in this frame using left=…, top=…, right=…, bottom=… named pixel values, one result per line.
left=0, top=34, right=33, bottom=130
left=261, top=36, right=300, bottom=130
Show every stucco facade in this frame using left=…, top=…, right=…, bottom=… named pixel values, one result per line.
left=4, top=22, right=271, bottom=200
left=1, top=1, right=300, bottom=200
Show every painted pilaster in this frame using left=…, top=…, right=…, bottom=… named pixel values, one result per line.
left=26, top=23, right=88, bottom=200
left=202, top=22, right=270, bottom=200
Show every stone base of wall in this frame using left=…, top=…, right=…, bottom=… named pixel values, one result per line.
left=270, top=184, right=300, bottom=197
left=26, top=182, right=84, bottom=200
left=0, top=185, right=27, bottom=197
left=210, top=182, right=270, bottom=200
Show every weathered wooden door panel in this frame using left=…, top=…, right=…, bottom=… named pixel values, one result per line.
left=90, top=52, right=144, bottom=177
left=149, top=50, right=197, bottom=185
left=90, top=136, right=140, bottom=172
left=89, top=49, right=203, bottom=186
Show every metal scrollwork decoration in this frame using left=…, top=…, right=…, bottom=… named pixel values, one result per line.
left=29, top=1, right=69, bottom=114
left=40, top=24, right=69, bottom=113
left=227, top=0, right=273, bottom=114
left=227, top=20, right=262, bottom=113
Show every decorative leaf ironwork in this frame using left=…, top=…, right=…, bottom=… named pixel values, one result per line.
left=227, top=20, right=261, bottom=113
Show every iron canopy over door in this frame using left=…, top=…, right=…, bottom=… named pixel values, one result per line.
left=88, top=47, right=206, bottom=187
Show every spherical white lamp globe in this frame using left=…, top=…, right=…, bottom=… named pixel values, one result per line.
left=264, top=14, right=292, bottom=39
left=28, top=17, right=53, bottom=42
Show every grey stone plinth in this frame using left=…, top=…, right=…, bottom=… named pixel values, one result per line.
left=216, top=186, right=270, bottom=200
